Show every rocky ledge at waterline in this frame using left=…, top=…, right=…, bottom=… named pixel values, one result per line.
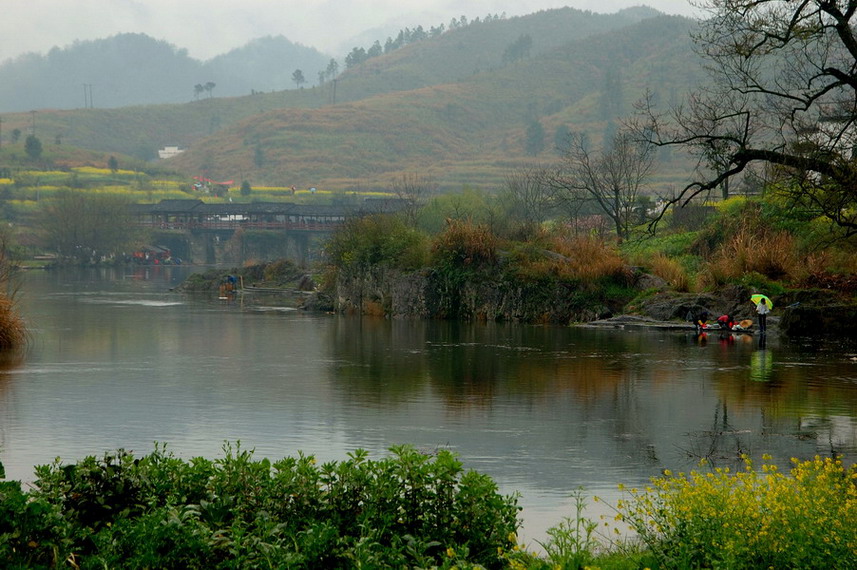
left=175, top=262, right=857, bottom=337
left=175, top=260, right=316, bottom=294
left=328, top=268, right=857, bottom=337
left=333, top=267, right=643, bottom=324
left=614, top=283, right=857, bottom=337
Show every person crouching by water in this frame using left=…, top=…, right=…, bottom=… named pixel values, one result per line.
left=717, top=314, right=734, bottom=331
left=688, top=310, right=709, bottom=334
left=755, top=298, right=770, bottom=333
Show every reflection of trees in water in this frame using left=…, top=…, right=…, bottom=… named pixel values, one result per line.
left=0, top=372, right=11, bottom=403
left=0, top=371, right=14, bottom=454
left=797, top=415, right=854, bottom=458
left=679, top=396, right=857, bottom=474
left=326, top=316, right=434, bottom=406
left=709, top=352, right=857, bottom=460
left=328, top=319, right=654, bottom=406
left=327, top=319, right=857, bottom=471
left=678, top=400, right=750, bottom=470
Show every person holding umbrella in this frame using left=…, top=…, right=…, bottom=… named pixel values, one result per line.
left=752, top=294, right=772, bottom=333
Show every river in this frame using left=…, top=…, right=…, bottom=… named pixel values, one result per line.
left=1, top=266, right=856, bottom=547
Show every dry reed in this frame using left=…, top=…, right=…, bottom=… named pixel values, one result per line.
left=431, top=220, right=498, bottom=270
left=704, top=228, right=806, bottom=285
left=545, top=234, right=630, bottom=283
left=0, top=295, right=26, bottom=351
left=648, top=253, right=692, bottom=292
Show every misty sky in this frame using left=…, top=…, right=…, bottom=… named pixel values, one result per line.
left=2, top=0, right=699, bottom=63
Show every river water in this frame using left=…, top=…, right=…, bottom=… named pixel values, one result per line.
left=1, top=266, right=856, bottom=547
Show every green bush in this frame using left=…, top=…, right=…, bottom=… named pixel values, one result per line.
left=2, top=444, right=519, bottom=569
left=429, top=220, right=500, bottom=317
left=325, top=214, right=429, bottom=276
left=0, top=480, right=71, bottom=568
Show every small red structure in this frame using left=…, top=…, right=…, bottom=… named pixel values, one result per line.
left=131, top=245, right=172, bottom=264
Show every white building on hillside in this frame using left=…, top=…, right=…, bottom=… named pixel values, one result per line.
left=158, top=146, right=185, bottom=159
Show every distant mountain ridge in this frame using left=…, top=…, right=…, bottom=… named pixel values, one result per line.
left=0, top=6, right=664, bottom=114
left=0, top=33, right=330, bottom=112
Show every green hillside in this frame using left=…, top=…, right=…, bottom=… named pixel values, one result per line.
left=332, top=6, right=662, bottom=100
left=0, top=9, right=704, bottom=193
left=168, top=14, right=702, bottom=191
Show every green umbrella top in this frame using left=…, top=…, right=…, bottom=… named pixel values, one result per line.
left=751, top=293, right=773, bottom=310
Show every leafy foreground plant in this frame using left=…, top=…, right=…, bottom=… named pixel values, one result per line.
left=616, top=455, right=857, bottom=570
left=0, top=444, right=519, bottom=569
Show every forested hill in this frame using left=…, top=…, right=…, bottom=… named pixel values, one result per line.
left=329, top=6, right=665, bottom=102
left=0, top=33, right=331, bottom=112
left=0, top=7, right=703, bottom=192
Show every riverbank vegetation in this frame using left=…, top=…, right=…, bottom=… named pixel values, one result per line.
left=319, top=188, right=856, bottom=324
left=174, top=187, right=856, bottom=326
left=1, top=448, right=854, bottom=568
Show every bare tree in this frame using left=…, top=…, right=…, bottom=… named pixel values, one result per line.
left=634, top=0, right=857, bottom=236
left=499, top=164, right=553, bottom=232
left=389, top=173, right=437, bottom=226
left=545, top=129, right=655, bottom=242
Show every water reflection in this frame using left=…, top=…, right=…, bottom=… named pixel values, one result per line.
left=750, top=345, right=772, bottom=382
left=0, top=268, right=855, bottom=549
left=324, top=316, right=857, bottom=483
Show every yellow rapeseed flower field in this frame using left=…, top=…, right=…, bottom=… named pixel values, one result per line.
left=618, top=455, right=857, bottom=569
left=72, top=166, right=138, bottom=176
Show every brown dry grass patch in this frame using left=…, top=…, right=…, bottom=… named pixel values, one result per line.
left=540, top=234, right=630, bottom=283
left=703, top=228, right=807, bottom=285
left=647, top=253, right=692, bottom=292
left=431, top=220, right=498, bottom=270
left=0, top=295, right=26, bottom=352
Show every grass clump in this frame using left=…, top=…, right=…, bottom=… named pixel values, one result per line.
left=646, top=252, right=692, bottom=292
left=0, top=297, right=25, bottom=351
left=508, top=233, right=630, bottom=285
left=547, top=234, right=630, bottom=284
left=704, top=228, right=806, bottom=285
left=430, top=219, right=499, bottom=273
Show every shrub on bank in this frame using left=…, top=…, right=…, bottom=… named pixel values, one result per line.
left=325, top=214, right=429, bottom=277
left=0, top=444, right=518, bottom=569
left=2, top=451, right=855, bottom=569
left=615, top=455, right=857, bottom=569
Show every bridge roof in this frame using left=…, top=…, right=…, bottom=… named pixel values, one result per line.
left=132, top=199, right=401, bottom=217
left=148, top=199, right=205, bottom=213
left=244, top=202, right=298, bottom=214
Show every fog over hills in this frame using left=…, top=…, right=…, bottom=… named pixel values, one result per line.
left=0, top=5, right=667, bottom=114
left=0, top=34, right=331, bottom=112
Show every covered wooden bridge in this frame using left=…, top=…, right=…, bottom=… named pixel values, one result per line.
left=129, top=198, right=404, bottom=264
left=130, top=199, right=358, bottom=232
